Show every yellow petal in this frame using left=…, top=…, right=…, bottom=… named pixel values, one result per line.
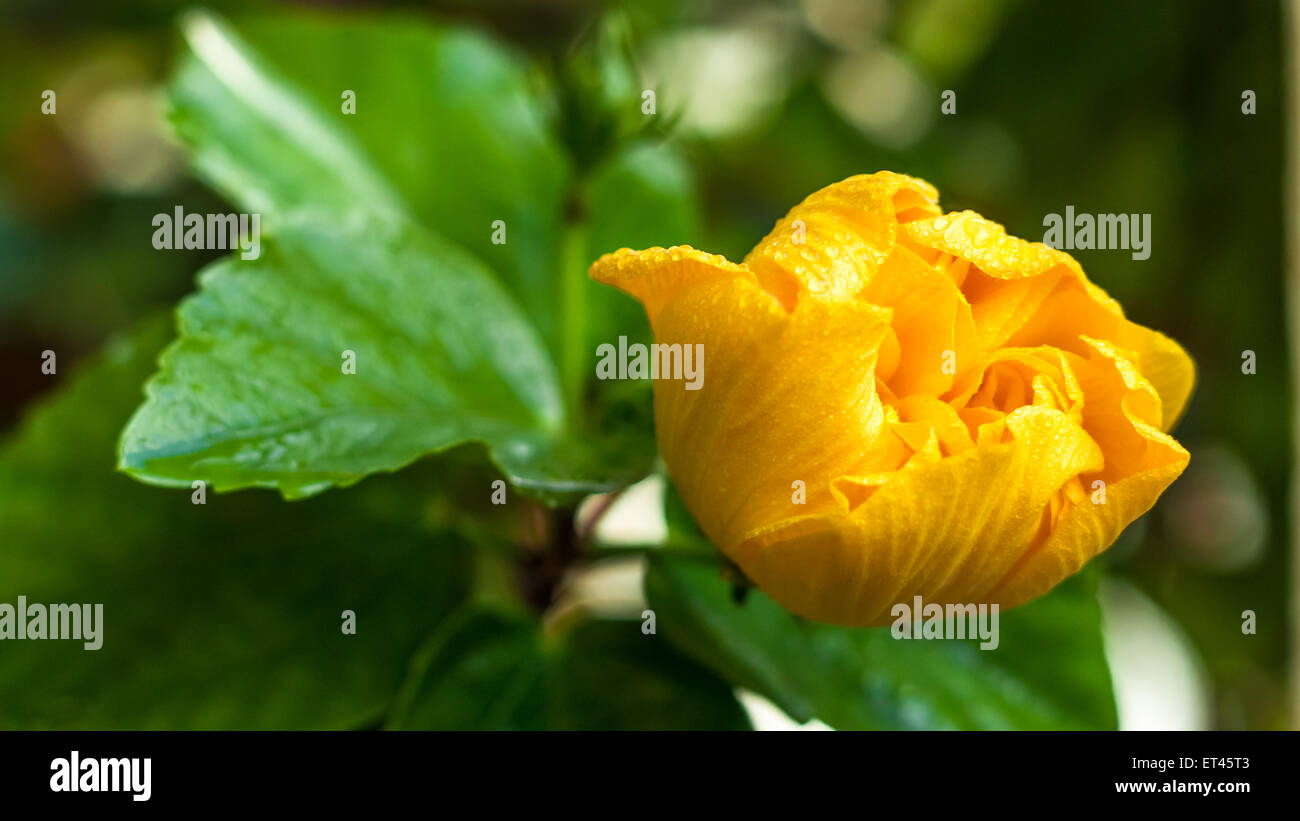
left=902, top=210, right=1194, bottom=428
left=588, top=246, right=756, bottom=330
left=651, top=274, right=898, bottom=549
left=902, top=210, right=1078, bottom=280
left=742, top=171, right=941, bottom=304
left=1006, top=280, right=1195, bottom=431
left=862, top=245, right=979, bottom=398
left=731, top=405, right=1104, bottom=626
left=958, top=263, right=1065, bottom=350
left=957, top=346, right=1087, bottom=431
left=891, top=394, right=974, bottom=457
left=988, top=340, right=1190, bottom=607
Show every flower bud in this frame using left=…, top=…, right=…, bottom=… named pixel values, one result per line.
left=591, top=172, right=1192, bottom=626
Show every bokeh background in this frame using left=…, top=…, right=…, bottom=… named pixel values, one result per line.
left=0, top=0, right=1290, bottom=729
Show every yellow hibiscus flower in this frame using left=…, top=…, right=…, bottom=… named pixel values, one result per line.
left=590, top=171, right=1193, bottom=627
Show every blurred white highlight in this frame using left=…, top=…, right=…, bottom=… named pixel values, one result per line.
left=1101, top=577, right=1212, bottom=730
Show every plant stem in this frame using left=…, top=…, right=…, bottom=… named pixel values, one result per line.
left=559, top=197, right=589, bottom=428
left=1284, top=0, right=1300, bottom=730
left=517, top=505, right=581, bottom=612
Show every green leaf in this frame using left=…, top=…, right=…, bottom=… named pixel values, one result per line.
left=550, top=618, right=751, bottom=730
left=645, top=554, right=1117, bottom=730
left=169, top=11, right=405, bottom=224
left=171, top=9, right=569, bottom=358
left=387, top=608, right=549, bottom=730
left=120, top=211, right=645, bottom=500
left=388, top=609, right=751, bottom=730
left=0, top=316, right=475, bottom=729
left=663, top=476, right=715, bottom=552
left=140, top=11, right=653, bottom=500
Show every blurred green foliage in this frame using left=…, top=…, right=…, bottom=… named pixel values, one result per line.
left=0, top=0, right=1288, bottom=729
left=0, top=315, right=476, bottom=728
left=652, top=484, right=1116, bottom=729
